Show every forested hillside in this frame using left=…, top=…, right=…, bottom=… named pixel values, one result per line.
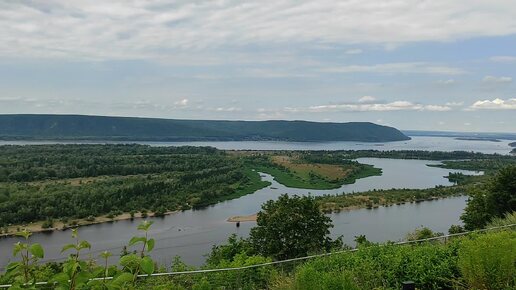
left=0, top=145, right=270, bottom=227
left=0, top=114, right=410, bottom=142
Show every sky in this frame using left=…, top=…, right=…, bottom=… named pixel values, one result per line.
left=1, top=1, right=516, bottom=132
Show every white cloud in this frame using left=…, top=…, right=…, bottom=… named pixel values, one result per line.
left=285, top=100, right=451, bottom=113
left=490, top=56, right=516, bottom=63
left=482, top=76, right=512, bottom=83
left=320, top=62, right=465, bottom=75
left=423, top=105, right=452, bottom=111
left=438, top=79, right=456, bottom=85
left=445, top=101, right=464, bottom=106
left=213, top=107, right=242, bottom=112
left=174, top=98, right=189, bottom=106
left=1, top=1, right=516, bottom=60
left=358, top=96, right=377, bottom=103
left=344, top=48, right=363, bottom=55
left=469, top=98, right=516, bottom=110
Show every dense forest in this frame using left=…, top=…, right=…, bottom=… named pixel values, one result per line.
left=291, top=149, right=514, bottom=161
left=0, top=145, right=271, bottom=227
left=0, top=114, right=410, bottom=142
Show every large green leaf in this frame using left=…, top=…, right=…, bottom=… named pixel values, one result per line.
left=137, top=221, right=153, bottom=231
left=119, top=254, right=140, bottom=269
left=146, top=238, right=155, bottom=252
left=5, top=262, right=21, bottom=272
left=51, top=272, right=70, bottom=286
left=140, top=256, right=155, bottom=275
left=128, top=236, right=146, bottom=246
left=100, top=250, right=112, bottom=259
left=78, top=240, right=91, bottom=251
left=61, top=244, right=76, bottom=253
left=12, top=242, right=24, bottom=257
left=111, top=272, right=133, bottom=287
left=15, top=230, right=31, bottom=240
left=30, top=243, right=44, bottom=259
left=75, top=271, right=91, bottom=285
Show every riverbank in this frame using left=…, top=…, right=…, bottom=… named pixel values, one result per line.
left=0, top=168, right=271, bottom=238
left=0, top=210, right=180, bottom=238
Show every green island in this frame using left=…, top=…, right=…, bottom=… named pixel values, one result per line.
left=317, top=181, right=475, bottom=213
left=239, top=152, right=382, bottom=189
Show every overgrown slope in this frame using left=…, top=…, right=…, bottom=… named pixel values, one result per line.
left=0, top=114, right=410, bottom=142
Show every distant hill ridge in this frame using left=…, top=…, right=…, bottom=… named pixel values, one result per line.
left=0, top=114, right=410, bottom=142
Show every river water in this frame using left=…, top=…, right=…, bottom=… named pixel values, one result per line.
left=0, top=157, right=481, bottom=269
left=0, top=136, right=514, bottom=154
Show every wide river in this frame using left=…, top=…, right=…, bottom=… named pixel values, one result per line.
left=0, top=136, right=514, bottom=154
left=0, top=156, right=482, bottom=269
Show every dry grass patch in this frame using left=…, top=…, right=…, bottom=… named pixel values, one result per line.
left=271, top=155, right=351, bottom=180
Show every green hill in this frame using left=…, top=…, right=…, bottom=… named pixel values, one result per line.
left=0, top=114, right=410, bottom=142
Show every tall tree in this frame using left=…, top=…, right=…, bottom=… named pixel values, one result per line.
left=462, top=166, right=516, bottom=229
left=250, top=194, right=341, bottom=260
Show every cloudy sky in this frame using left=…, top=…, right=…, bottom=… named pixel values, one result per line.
left=1, top=0, right=516, bottom=132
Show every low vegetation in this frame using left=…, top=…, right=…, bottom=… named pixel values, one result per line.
left=317, top=184, right=471, bottom=212
left=245, top=153, right=381, bottom=189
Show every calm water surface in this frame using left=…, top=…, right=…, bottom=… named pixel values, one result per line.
left=0, top=136, right=514, bottom=154
left=0, top=158, right=480, bottom=269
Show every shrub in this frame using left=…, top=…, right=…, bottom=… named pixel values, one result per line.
left=405, top=227, right=443, bottom=241
left=41, top=219, right=54, bottom=229
left=273, top=242, right=460, bottom=290
left=293, top=267, right=360, bottom=290
left=458, top=230, right=516, bottom=290
left=250, top=194, right=341, bottom=260
left=448, top=224, right=465, bottom=234
left=485, top=211, right=516, bottom=228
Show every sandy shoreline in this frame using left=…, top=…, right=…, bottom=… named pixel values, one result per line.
left=0, top=210, right=178, bottom=238
left=227, top=214, right=258, bottom=222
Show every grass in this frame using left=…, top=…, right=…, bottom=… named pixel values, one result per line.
left=251, top=156, right=381, bottom=190
left=271, top=155, right=350, bottom=180
left=270, top=229, right=516, bottom=290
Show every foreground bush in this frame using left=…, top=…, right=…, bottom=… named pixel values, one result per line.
left=272, top=242, right=460, bottom=290
left=271, top=229, right=515, bottom=290
left=458, top=231, right=516, bottom=290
